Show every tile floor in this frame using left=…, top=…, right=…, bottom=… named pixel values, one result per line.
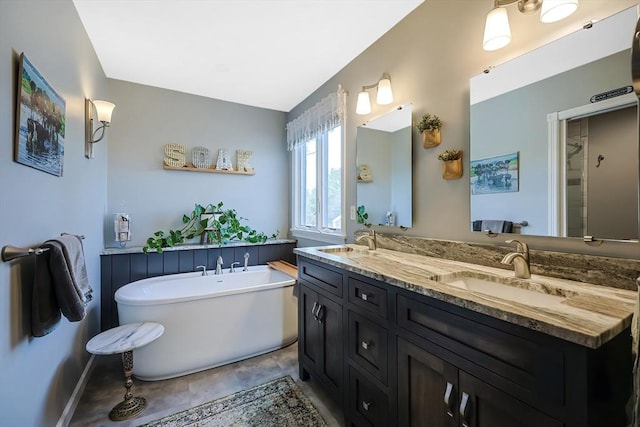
left=69, top=342, right=343, bottom=426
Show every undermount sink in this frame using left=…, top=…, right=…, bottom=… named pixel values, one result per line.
left=436, top=272, right=568, bottom=308
left=317, top=245, right=372, bottom=257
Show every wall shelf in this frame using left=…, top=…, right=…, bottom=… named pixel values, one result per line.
left=163, top=163, right=255, bottom=175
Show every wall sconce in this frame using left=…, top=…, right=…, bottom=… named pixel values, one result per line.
left=85, top=98, right=116, bottom=159
left=356, top=73, right=393, bottom=115
left=483, top=0, right=578, bottom=51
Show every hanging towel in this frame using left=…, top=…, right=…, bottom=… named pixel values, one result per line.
left=31, top=251, right=61, bottom=337
left=43, top=234, right=92, bottom=321
left=473, top=219, right=513, bottom=233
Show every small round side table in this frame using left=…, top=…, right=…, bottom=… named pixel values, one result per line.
left=86, top=321, right=164, bottom=421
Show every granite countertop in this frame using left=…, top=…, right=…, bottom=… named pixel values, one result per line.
left=294, top=244, right=638, bottom=349
left=101, top=238, right=297, bottom=255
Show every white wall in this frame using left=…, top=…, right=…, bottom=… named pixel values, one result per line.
left=290, top=0, right=640, bottom=258
left=0, top=1, right=107, bottom=425
left=106, top=80, right=288, bottom=247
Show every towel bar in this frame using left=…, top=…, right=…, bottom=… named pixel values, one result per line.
left=1, top=245, right=50, bottom=262
left=2, top=235, right=85, bottom=262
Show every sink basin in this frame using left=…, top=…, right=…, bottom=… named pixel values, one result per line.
left=317, top=245, right=372, bottom=258
left=436, top=272, right=567, bottom=308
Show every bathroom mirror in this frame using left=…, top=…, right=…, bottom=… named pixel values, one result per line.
left=469, top=7, right=639, bottom=241
left=356, top=103, right=412, bottom=228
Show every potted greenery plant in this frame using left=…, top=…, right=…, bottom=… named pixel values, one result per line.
left=437, top=149, right=463, bottom=180
left=143, top=201, right=277, bottom=253
left=417, top=113, right=443, bottom=148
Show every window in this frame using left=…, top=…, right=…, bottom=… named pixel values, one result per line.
left=287, top=87, right=346, bottom=243
left=292, top=126, right=344, bottom=243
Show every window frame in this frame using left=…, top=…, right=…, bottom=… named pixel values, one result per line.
left=291, top=125, right=346, bottom=244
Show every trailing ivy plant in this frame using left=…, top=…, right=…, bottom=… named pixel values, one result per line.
left=143, top=201, right=278, bottom=253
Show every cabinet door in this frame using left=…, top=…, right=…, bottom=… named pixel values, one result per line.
left=318, top=293, right=344, bottom=394
left=398, top=338, right=458, bottom=427
left=457, top=371, right=563, bottom=427
left=299, top=284, right=321, bottom=368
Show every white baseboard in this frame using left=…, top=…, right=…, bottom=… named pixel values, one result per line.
left=56, top=354, right=95, bottom=427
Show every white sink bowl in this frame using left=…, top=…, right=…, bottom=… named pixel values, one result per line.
left=437, top=272, right=567, bottom=308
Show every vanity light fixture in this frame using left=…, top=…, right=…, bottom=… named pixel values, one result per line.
left=85, top=98, right=116, bottom=159
left=356, top=73, right=393, bottom=115
left=483, top=0, right=579, bottom=51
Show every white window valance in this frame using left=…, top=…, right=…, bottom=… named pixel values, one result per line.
left=286, top=85, right=346, bottom=151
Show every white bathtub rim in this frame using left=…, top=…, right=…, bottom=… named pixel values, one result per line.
left=115, top=265, right=296, bottom=306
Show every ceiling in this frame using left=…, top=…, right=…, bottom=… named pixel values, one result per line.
left=72, top=0, right=424, bottom=112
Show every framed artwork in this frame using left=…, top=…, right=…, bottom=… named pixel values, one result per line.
left=14, top=53, right=66, bottom=177
left=470, top=152, right=519, bottom=195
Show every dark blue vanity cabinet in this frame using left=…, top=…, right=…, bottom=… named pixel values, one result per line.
left=297, top=256, right=632, bottom=427
left=100, top=241, right=296, bottom=331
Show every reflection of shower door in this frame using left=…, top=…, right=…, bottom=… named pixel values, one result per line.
left=547, top=93, right=638, bottom=239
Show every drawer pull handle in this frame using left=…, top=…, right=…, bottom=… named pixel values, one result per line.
left=316, top=304, right=325, bottom=323
left=361, top=293, right=370, bottom=301
left=444, top=382, right=455, bottom=418
left=459, top=392, right=471, bottom=427
left=361, top=340, right=372, bottom=350
left=362, top=400, right=371, bottom=411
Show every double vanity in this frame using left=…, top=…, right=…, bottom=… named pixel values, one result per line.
left=295, top=241, right=636, bottom=426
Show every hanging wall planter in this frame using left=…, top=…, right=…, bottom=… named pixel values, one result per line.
left=438, top=149, right=463, bottom=180
left=421, top=129, right=441, bottom=148
left=417, top=113, right=442, bottom=149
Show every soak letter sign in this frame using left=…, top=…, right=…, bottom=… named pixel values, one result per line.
left=164, top=143, right=186, bottom=167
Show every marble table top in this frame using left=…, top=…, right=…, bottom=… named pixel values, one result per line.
left=86, top=322, right=164, bottom=355
left=295, top=244, right=638, bottom=349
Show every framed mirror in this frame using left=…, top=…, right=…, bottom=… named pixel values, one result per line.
left=356, top=103, right=412, bottom=228
left=469, top=7, right=639, bottom=242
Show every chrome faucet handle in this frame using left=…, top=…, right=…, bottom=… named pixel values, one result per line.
left=230, top=262, right=240, bottom=273
left=243, top=252, right=250, bottom=271
left=196, top=265, right=207, bottom=276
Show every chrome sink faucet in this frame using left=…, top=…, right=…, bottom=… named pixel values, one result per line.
left=356, top=229, right=377, bottom=250
left=215, top=255, right=223, bottom=275
left=196, top=265, right=207, bottom=276
left=230, top=262, right=240, bottom=273
left=501, top=239, right=531, bottom=279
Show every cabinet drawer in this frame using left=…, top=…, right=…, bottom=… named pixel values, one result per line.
left=298, top=259, right=343, bottom=297
left=348, top=276, right=388, bottom=319
left=397, top=293, right=564, bottom=409
left=348, top=310, right=388, bottom=385
left=349, top=366, right=389, bottom=427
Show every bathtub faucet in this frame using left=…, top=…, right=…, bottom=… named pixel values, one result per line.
left=196, top=265, right=207, bottom=276
left=243, top=252, right=250, bottom=271
left=215, top=256, right=223, bottom=275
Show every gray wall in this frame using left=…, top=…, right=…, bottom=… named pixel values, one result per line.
left=0, top=1, right=107, bottom=425
left=289, top=0, right=640, bottom=259
left=106, top=80, right=288, bottom=248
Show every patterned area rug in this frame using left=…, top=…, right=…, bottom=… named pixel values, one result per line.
left=139, top=376, right=328, bottom=427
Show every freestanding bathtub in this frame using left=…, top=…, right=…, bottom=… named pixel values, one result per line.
left=114, top=265, right=297, bottom=381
